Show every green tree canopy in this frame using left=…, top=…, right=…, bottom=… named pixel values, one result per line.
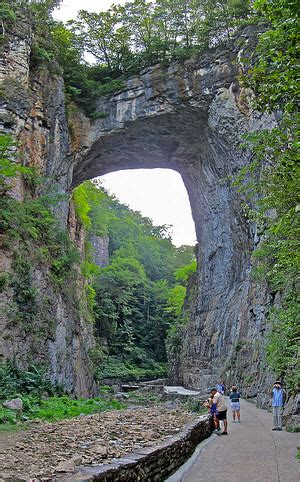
left=72, top=180, right=196, bottom=379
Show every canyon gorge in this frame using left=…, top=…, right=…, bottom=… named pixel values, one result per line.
left=1, top=20, right=277, bottom=405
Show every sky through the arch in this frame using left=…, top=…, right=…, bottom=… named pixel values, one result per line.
left=53, top=1, right=197, bottom=247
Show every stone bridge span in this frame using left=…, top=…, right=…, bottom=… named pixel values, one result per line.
left=69, top=30, right=273, bottom=390
left=1, top=21, right=274, bottom=394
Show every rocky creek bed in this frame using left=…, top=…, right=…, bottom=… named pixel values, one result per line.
left=0, top=405, right=198, bottom=480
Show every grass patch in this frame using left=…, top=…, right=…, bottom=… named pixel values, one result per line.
left=22, top=395, right=125, bottom=422
left=0, top=362, right=124, bottom=426
left=0, top=406, right=19, bottom=425
left=287, top=426, right=300, bottom=433
left=0, top=395, right=125, bottom=426
left=0, top=423, right=29, bottom=434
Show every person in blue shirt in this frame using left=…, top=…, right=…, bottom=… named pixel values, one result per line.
left=216, top=381, right=226, bottom=395
left=271, top=381, right=286, bottom=431
left=203, top=394, right=219, bottom=430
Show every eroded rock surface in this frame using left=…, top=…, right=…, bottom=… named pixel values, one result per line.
left=68, top=26, right=275, bottom=396
left=1, top=23, right=275, bottom=397
left=0, top=21, right=94, bottom=396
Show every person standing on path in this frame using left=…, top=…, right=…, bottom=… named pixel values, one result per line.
left=271, top=381, right=286, bottom=431
left=229, top=385, right=241, bottom=423
left=216, top=381, right=226, bottom=394
left=211, top=388, right=228, bottom=435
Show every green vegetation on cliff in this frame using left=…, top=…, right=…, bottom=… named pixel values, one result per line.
left=73, top=181, right=196, bottom=381
left=1, top=1, right=251, bottom=116
left=1, top=132, right=195, bottom=389
left=0, top=361, right=124, bottom=426
left=1, top=194, right=80, bottom=331
left=0, top=133, right=81, bottom=342
left=2, top=0, right=298, bottom=394
left=0, top=134, right=36, bottom=195
left=236, top=0, right=299, bottom=390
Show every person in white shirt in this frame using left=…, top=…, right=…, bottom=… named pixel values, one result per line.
left=211, top=387, right=228, bottom=435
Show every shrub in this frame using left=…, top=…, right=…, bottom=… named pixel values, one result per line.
left=0, top=134, right=34, bottom=195
left=0, top=361, right=61, bottom=400
left=0, top=406, right=17, bottom=425
left=96, top=356, right=168, bottom=382
left=0, top=361, right=125, bottom=425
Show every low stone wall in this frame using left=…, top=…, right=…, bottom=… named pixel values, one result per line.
left=62, top=415, right=212, bottom=481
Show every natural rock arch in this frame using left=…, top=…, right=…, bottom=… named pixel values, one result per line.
left=1, top=22, right=273, bottom=394
left=69, top=33, right=273, bottom=390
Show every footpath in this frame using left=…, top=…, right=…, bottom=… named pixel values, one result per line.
left=167, top=398, right=300, bottom=482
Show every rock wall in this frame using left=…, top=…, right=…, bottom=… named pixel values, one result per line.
left=67, top=26, right=276, bottom=398
left=1, top=22, right=276, bottom=398
left=61, top=415, right=212, bottom=481
left=90, top=235, right=109, bottom=268
left=0, top=22, right=95, bottom=396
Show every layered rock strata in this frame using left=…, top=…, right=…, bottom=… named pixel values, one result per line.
left=0, top=22, right=94, bottom=396
left=1, top=23, right=275, bottom=397
left=69, top=26, right=276, bottom=396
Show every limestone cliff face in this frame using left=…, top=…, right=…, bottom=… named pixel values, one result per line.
left=90, top=235, right=109, bottom=268
left=1, top=23, right=275, bottom=398
left=0, top=22, right=94, bottom=396
left=68, top=25, right=276, bottom=398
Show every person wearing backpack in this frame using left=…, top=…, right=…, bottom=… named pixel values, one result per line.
left=216, top=381, right=226, bottom=395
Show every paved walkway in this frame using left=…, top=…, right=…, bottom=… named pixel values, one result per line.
left=167, top=398, right=300, bottom=482
left=164, top=386, right=200, bottom=396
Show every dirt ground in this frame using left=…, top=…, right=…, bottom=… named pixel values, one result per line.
left=0, top=405, right=197, bottom=480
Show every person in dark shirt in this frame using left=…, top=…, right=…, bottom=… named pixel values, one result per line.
left=229, top=385, right=241, bottom=423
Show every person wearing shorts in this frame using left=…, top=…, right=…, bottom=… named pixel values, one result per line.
left=229, top=385, right=241, bottom=422
left=211, top=388, right=228, bottom=435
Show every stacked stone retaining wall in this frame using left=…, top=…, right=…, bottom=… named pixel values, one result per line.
left=62, top=415, right=212, bottom=481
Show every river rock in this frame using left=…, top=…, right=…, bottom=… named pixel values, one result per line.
left=55, top=454, right=82, bottom=473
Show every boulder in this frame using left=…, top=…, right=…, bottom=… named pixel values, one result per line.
left=3, top=398, right=23, bottom=411
left=283, top=394, right=300, bottom=432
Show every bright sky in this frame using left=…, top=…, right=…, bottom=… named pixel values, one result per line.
left=53, top=1, right=197, bottom=247
left=101, top=170, right=197, bottom=247
left=53, top=0, right=127, bottom=21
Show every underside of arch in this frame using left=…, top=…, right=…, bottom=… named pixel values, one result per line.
left=67, top=30, right=273, bottom=390
left=71, top=100, right=254, bottom=389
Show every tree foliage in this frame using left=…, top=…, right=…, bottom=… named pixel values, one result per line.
left=2, top=1, right=252, bottom=116
left=249, top=0, right=299, bottom=113
left=5, top=1, right=299, bottom=389
left=236, top=0, right=299, bottom=390
left=72, top=180, right=196, bottom=380
left=69, top=0, right=251, bottom=72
